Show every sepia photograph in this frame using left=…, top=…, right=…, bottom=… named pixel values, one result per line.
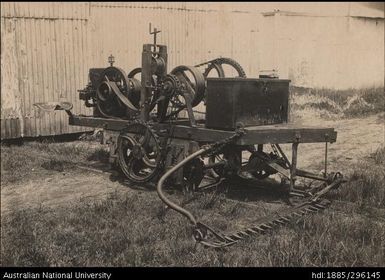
left=1, top=1, right=384, bottom=272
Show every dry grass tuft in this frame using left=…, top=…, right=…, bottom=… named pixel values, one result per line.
left=290, top=87, right=384, bottom=121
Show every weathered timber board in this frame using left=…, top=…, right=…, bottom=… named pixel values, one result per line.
left=69, top=115, right=337, bottom=144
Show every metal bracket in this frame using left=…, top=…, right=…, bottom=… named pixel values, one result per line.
left=149, top=23, right=161, bottom=53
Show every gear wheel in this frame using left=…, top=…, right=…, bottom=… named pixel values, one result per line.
left=162, top=74, right=182, bottom=99
left=202, top=57, right=247, bottom=78
left=157, top=74, right=185, bottom=121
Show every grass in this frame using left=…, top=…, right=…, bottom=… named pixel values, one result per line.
left=290, top=86, right=384, bottom=120
left=0, top=140, right=109, bottom=185
left=331, top=146, right=385, bottom=208
left=1, top=143, right=385, bottom=266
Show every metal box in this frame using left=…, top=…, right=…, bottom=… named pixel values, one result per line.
left=205, top=78, right=290, bottom=130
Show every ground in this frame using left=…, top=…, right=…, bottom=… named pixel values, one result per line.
left=1, top=110, right=384, bottom=266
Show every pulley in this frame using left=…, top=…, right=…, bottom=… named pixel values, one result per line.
left=170, top=65, right=206, bottom=107
left=127, top=67, right=159, bottom=112
left=95, top=67, right=140, bottom=118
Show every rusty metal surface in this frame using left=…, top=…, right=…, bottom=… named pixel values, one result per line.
left=206, top=78, right=290, bottom=130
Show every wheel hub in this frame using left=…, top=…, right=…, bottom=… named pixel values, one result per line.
left=132, top=144, right=144, bottom=160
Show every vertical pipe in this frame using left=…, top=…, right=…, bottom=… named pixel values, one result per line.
left=140, top=44, right=152, bottom=122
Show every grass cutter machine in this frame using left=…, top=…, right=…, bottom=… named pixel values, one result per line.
left=35, top=25, right=345, bottom=248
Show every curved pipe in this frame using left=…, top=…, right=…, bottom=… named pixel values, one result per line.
left=157, top=147, right=209, bottom=226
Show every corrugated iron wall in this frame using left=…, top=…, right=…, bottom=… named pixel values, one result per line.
left=268, top=12, right=385, bottom=89
left=88, top=2, right=261, bottom=75
left=1, top=2, right=92, bottom=139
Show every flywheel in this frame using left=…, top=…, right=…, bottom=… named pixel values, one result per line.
left=96, top=66, right=140, bottom=118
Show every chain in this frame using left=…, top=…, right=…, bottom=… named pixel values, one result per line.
left=194, top=58, right=220, bottom=68
left=204, top=129, right=245, bottom=158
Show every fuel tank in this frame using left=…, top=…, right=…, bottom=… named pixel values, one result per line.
left=205, top=78, right=290, bottom=130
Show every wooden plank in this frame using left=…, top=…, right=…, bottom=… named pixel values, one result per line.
left=240, top=128, right=337, bottom=144
left=69, top=115, right=337, bottom=144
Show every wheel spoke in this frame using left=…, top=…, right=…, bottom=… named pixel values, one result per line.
left=143, top=154, right=157, bottom=168
left=120, top=135, right=137, bottom=148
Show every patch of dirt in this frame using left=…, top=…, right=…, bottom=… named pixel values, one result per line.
left=1, top=170, right=134, bottom=214
left=294, top=113, right=384, bottom=172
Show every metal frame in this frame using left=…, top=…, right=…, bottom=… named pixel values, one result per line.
left=69, top=114, right=335, bottom=192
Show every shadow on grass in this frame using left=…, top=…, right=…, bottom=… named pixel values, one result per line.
left=86, top=148, right=110, bottom=164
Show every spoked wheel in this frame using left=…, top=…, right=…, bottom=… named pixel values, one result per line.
left=117, top=122, right=162, bottom=183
